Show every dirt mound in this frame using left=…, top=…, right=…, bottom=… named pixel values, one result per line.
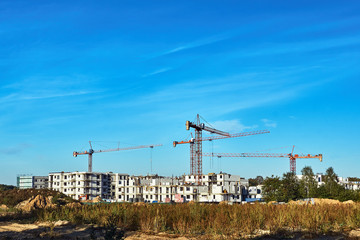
left=65, top=202, right=82, bottom=208
left=288, top=199, right=312, bottom=205
left=92, top=196, right=102, bottom=203
left=134, top=202, right=146, bottom=206
left=313, top=198, right=340, bottom=205
left=15, top=195, right=56, bottom=212
left=0, top=204, right=8, bottom=210
left=82, top=196, right=103, bottom=203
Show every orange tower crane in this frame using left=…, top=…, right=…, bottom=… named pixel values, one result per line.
left=173, top=114, right=270, bottom=184
left=73, top=141, right=162, bottom=172
left=203, top=149, right=322, bottom=173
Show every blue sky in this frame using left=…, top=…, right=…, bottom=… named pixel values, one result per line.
left=1, top=0, right=360, bottom=185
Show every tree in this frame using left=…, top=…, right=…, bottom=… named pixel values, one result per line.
left=323, top=167, right=341, bottom=198
left=256, top=176, right=264, bottom=185
left=281, top=172, right=301, bottom=202
left=249, top=175, right=264, bottom=186
left=299, top=166, right=318, bottom=198
left=262, top=175, right=282, bottom=202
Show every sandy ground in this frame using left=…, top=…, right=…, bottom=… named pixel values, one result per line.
left=0, top=221, right=359, bottom=239
left=0, top=221, right=190, bottom=239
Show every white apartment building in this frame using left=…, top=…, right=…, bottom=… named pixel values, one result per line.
left=338, top=177, right=360, bottom=190
left=247, top=185, right=263, bottom=200
left=49, top=172, right=112, bottom=200
left=48, top=171, right=248, bottom=203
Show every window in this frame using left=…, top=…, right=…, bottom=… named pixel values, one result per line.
left=150, top=195, right=153, bottom=199
left=119, top=195, right=122, bottom=199
left=127, top=188, right=129, bottom=193
left=64, top=176, right=67, bottom=179
left=180, top=187, right=183, bottom=191
left=146, top=195, right=148, bottom=199
left=119, top=181, right=122, bottom=184
left=64, top=183, right=67, bottom=186
left=186, top=195, right=190, bottom=199
left=220, top=175, right=222, bottom=179
left=186, top=187, right=190, bottom=191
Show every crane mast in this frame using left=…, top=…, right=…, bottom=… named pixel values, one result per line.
left=174, top=114, right=270, bottom=184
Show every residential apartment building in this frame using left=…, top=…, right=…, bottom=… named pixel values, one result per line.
left=49, top=172, right=112, bottom=200
left=48, top=171, right=248, bottom=203
left=247, top=185, right=263, bottom=202
left=17, top=175, right=49, bottom=189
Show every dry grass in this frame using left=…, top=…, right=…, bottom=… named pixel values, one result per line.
left=34, top=202, right=360, bottom=238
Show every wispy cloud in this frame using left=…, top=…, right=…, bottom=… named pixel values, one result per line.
left=142, top=67, right=172, bottom=78
left=236, top=35, right=360, bottom=58
left=147, top=31, right=241, bottom=59
left=162, top=34, right=229, bottom=56
left=211, top=120, right=258, bottom=133
left=0, top=143, right=32, bottom=155
left=0, top=90, right=98, bottom=104
left=0, top=75, right=103, bottom=104
left=261, top=119, right=277, bottom=128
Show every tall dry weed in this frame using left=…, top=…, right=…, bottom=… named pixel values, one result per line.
left=34, top=202, right=360, bottom=237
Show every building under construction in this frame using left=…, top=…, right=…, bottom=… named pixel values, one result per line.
left=48, top=171, right=248, bottom=203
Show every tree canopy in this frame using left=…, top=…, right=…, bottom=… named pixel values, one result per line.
left=262, top=166, right=360, bottom=202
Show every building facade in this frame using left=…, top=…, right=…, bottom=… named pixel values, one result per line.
left=48, top=171, right=249, bottom=203
left=17, top=175, right=48, bottom=189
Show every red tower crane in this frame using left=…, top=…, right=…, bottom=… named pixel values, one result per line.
left=203, top=149, right=322, bottom=173
left=173, top=114, right=270, bottom=184
left=73, top=141, right=162, bottom=172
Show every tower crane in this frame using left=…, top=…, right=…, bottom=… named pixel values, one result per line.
left=173, top=114, right=270, bottom=184
left=203, top=147, right=322, bottom=173
left=73, top=141, right=162, bottom=172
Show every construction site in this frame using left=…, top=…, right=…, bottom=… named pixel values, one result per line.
left=24, top=114, right=326, bottom=203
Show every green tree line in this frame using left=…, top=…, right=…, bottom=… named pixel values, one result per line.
left=262, top=166, right=360, bottom=202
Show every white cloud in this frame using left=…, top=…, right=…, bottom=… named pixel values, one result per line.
left=142, top=67, right=172, bottom=77
left=211, top=120, right=257, bottom=133
left=261, top=119, right=277, bottom=128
